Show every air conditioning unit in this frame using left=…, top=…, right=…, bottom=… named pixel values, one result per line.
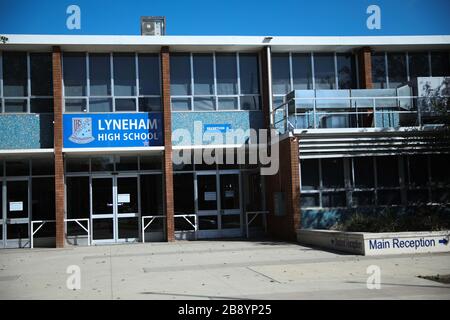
left=140, top=16, right=166, bottom=36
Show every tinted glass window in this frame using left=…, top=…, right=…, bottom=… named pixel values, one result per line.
left=321, top=158, right=344, bottom=188
left=89, top=53, right=111, bottom=96
left=387, top=53, right=407, bottom=88
left=353, top=157, right=375, bottom=188
left=300, top=159, right=319, bottom=190
left=239, top=54, right=260, bottom=94
left=170, top=54, right=191, bottom=95
left=113, top=53, right=136, bottom=96
left=372, top=53, right=387, bottom=89
left=63, top=53, right=87, bottom=96
left=431, top=52, right=450, bottom=76
left=138, top=54, right=160, bottom=95
left=376, top=156, right=399, bottom=187
left=3, top=52, right=27, bottom=97
left=30, top=53, right=53, bottom=96
left=292, top=53, right=313, bottom=90
left=408, top=52, right=430, bottom=79
left=193, top=54, right=214, bottom=95
left=272, top=53, right=291, bottom=95
left=216, top=53, right=238, bottom=95
left=314, top=53, right=336, bottom=89
left=336, top=53, right=355, bottom=89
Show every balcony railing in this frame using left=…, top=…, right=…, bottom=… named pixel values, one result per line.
left=272, top=89, right=450, bottom=133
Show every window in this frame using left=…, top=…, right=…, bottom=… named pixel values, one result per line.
left=138, top=54, right=160, bottom=95
left=272, top=53, right=291, bottom=95
left=336, top=53, right=356, bottom=89
left=292, top=53, right=313, bottom=90
left=239, top=53, right=260, bottom=95
left=3, top=52, right=27, bottom=97
left=63, top=52, right=161, bottom=112
left=352, top=157, right=375, bottom=188
left=376, top=156, right=399, bottom=187
left=314, top=53, right=336, bottom=89
left=431, top=52, right=450, bottom=76
left=387, top=53, right=407, bottom=88
left=321, top=158, right=345, bottom=188
left=113, top=53, right=136, bottom=96
left=170, top=53, right=260, bottom=111
left=30, top=53, right=53, bottom=96
left=216, top=53, right=238, bottom=95
left=1, top=52, right=53, bottom=113
left=300, top=159, right=319, bottom=190
left=170, top=54, right=191, bottom=96
left=408, top=52, right=430, bottom=79
left=193, top=53, right=214, bottom=95
left=63, top=53, right=87, bottom=96
left=372, top=53, right=387, bottom=89
left=89, top=53, right=111, bottom=97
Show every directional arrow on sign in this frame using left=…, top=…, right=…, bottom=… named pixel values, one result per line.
left=438, top=238, right=449, bottom=245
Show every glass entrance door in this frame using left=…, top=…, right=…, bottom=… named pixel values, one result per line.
left=91, top=175, right=139, bottom=244
left=4, top=179, right=30, bottom=248
left=196, top=171, right=242, bottom=238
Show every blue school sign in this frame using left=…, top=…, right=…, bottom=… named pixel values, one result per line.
left=63, top=113, right=163, bottom=148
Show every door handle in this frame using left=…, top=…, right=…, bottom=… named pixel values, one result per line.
left=107, top=203, right=113, bottom=207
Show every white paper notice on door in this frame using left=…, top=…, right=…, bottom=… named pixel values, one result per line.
left=204, top=192, right=217, bottom=201
left=9, top=202, right=23, bottom=212
left=225, top=190, right=234, bottom=198
left=118, top=194, right=130, bottom=203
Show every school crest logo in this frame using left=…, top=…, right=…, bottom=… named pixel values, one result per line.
left=69, top=117, right=95, bottom=144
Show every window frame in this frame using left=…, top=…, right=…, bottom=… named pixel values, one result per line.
left=170, top=52, right=261, bottom=112
left=1, top=51, right=54, bottom=114
left=62, top=52, right=162, bottom=113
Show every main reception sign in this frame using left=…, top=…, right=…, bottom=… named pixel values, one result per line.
left=63, top=113, right=163, bottom=148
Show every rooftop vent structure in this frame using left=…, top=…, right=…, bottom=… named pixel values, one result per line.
left=140, top=16, right=166, bottom=36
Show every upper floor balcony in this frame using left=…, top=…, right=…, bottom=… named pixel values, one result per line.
left=272, top=77, right=450, bottom=134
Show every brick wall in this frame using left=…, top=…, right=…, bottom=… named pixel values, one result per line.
left=52, top=46, right=65, bottom=248
left=161, top=46, right=175, bottom=242
left=265, top=137, right=301, bottom=241
left=358, top=47, right=373, bottom=89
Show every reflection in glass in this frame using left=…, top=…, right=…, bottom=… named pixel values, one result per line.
left=113, top=53, right=136, bottom=96
left=292, top=53, right=313, bottom=90
left=170, top=54, right=191, bottom=95
left=92, top=219, right=114, bottom=240
left=3, top=52, right=27, bottom=97
left=239, top=54, right=260, bottom=94
left=272, top=53, right=291, bottom=95
left=387, top=53, right=407, bottom=88
left=314, top=53, right=336, bottom=89
left=63, top=53, right=87, bottom=96
left=139, top=54, right=160, bottom=95
left=30, top=53, right=53, bottom=96
left=372, top=53, right=387, bottom=89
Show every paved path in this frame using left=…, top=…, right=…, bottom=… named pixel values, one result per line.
left=1, top=240, right=449, bottom=299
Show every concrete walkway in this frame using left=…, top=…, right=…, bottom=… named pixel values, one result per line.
left=1, top=240, right=450, bottom=300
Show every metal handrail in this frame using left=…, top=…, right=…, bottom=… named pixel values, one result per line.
left=31, top=220, right=56, bottom=249
left=271, top=95, right=449, bottom=131
left=245, top=211, right=268, bottom=239
left=141, top=215, right=166, bottom=243
left=174, top=214, right=198, bottom=240
left=65, top=218, right=91, bottom=246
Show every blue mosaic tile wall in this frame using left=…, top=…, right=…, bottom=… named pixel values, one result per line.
left=171, top=111, right=264, bottom=146
left=0, top=114, right=54, bottom=149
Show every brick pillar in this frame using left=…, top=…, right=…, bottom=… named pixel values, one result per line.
left=52, top=46, right=65, bottom=248
left=266, top=137, right=301, bottom=241
left=161, top=46, right=175, bottom=242
left=358, top=47, right=373, bottom=89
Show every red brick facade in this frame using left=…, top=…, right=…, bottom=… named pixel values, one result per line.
left=265, top=137, right=301, bottom=241
left=358, top=47, right=373, bottom=89
left=52, top=46, right=65, bottom=248
left=161, top=46, right=175, bottom=242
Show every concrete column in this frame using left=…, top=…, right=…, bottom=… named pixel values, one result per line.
left=52, top=46, right=65, bottom=248
left=160, top=46, right=175, bottom=242
left=358, top=47, right=373, bottom=89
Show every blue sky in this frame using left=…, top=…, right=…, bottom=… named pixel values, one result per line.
left=0, top=0, right=449, bottom=36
